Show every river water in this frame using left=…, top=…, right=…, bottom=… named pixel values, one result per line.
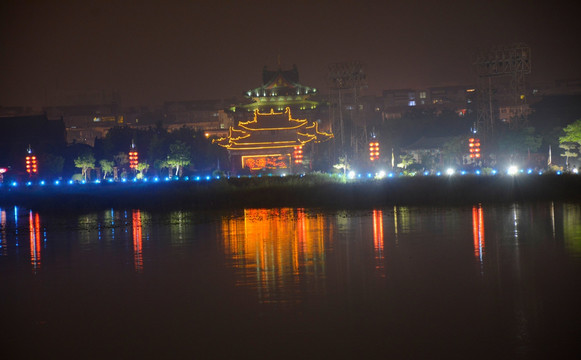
left=1, top=203, right=580, bottom=359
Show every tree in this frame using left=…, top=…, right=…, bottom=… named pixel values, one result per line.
left=40, top=154, right=64, bottom=179
left=397, top=153, right=414, bottom=169
left=114, top=152, right=129, bottom=168
left=441, top=136, right=464, bottom=166
left=497, top=127, right=542, bottom=159
left=166, top=141, right=191, bottom=176
left=560, top=119, right=581, bottom=147
left=558, top=120, right=581, bottom=170
left=136, top=162, right=149, bottom=179
left=559, top=142, right=578, bottom=170
left=99, top=159, right=114, bottom=179
left=333, top=155, right=350, bottom=176
left=74, top=152, right=95, bottom=181
left=420, top=151, right=438, bottom=170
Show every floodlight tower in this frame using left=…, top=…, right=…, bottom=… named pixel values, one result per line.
left=474, top=43, right=531, bottom=136
left=328, top=61, right=367, bottom=157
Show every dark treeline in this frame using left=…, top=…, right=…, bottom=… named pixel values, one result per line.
left=59, top=125, right=229, bottom=180
left=362, top=94, right=581, bottom=169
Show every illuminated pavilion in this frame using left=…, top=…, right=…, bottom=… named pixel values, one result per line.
left=236, top=64, right=319, bottom=113
left=214, top=107, right=333, bottom=173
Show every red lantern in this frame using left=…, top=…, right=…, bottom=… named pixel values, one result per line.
left=469, top=138, right=481, bottom=159
left=369, top=141, right=380, bottom=161
left=293, top=146, right=303, bottom=164
left=129, top=151, right=139, bottom=169
left=26, top=155, right=38, bottom=174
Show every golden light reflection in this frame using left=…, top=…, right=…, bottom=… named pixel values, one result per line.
left=29, top=211, right=41, bottom=272
left=472, top=205, right=485, bottom=262
left=562, top=204, right=581, bottom=257
left=221, top=208, right=327, bottom=304
left=393, top=206, right=399, bottom=245
left=132, top=210, right=143, bottom=273
left=373, top=210, right=384, bottom=273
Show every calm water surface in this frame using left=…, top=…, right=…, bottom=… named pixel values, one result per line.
left=1, top=203, right=580, bottom=359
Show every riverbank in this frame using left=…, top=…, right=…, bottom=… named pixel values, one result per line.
left=1, top=174, right=581, bottom=212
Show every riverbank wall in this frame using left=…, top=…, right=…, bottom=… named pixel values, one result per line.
left=1, top=174, right=581, bottom=212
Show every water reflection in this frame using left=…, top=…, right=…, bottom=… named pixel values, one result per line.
left=132, top=210, right=143, bottom=272
left=563, top=203, right=581, bottom=257
left=373, top=209, right=385, bottom=274
left=221, top=208, right=327, bottom=304
left=472, top=205, right=485, bottom=263
left=0, top=203, right=580, bottom=358
left=28, top=210, right=41, bottom=272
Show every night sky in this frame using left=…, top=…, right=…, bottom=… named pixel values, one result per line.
left=1, top=0, right=579, bottom=107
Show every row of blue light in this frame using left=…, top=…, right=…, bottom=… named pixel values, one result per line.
left=1, top=172, right=312, bottom=188
left=0, top=168, right=573, bottom=189
left=353, top=167, right=568, bottom=179
left=3, top=175, right=223, bottom=188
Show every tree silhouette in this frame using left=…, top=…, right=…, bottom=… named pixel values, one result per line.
left=99, top=159, right=114, bottom=179
left=74, top=152, right=95, bottom=181
left=167, top=141, right=191, bottom=176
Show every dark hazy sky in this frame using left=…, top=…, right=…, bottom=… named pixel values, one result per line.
left=1, top=0, right=579, bottom=106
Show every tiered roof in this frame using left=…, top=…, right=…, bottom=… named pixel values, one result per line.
left=214, top=107, right=332, bottom=151
left=239, top=65, right=318, bottom=111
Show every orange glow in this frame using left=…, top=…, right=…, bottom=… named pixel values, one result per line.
left=242, top=154, right=289, bottom=170
left=29, top=211, right=41, bottom=272
left=129, top=151, right=139, bottom=169
left=132, top=210, right=143, bottom=273
left=25, top=155, right=38, bottom=174
left=221, top=208, right=327, bottom=303
left=472, top=205, right=485, bottom=261
left=469, top=138, right=481, bottom=159
left=369, top=141, right=380, bottom=161
left=373, top=210, right=384, bottom=272
left=293, top=146, right=303, bottom=164
left=213, top=107, right=333, bottom=151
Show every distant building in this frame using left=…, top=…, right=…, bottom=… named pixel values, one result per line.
left=402, top=136, right=450, bottom=166
left=163, top=99, right=235, bottom=137
left=531, top=78, right=581, bottom=97
left=381, top=85, right=476, bottom=120
left=44, top=103, right=121, bottom=145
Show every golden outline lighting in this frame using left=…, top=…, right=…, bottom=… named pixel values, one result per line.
left=214, top=107, right=332, bottom=152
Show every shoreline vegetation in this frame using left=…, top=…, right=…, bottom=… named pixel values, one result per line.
left=1, top=174, right=581, bottom=212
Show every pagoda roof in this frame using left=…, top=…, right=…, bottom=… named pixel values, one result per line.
left=238, top=108, right=308, bottom=131
left=263, top=65, right=299, bottom=84
left=213, top=107, right=333, bottom=151
left=245, top=65, right=317, bottom=98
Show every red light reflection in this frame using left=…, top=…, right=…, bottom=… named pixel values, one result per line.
left=29, top=211, right=41, bottom=272
left=472, top=205, right=485, bottom=261
left=132, top=210, right=143, bottom=273
left=373, top=210, right=384, bottom=269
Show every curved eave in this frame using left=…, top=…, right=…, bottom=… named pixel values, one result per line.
left=226, top=144, right=300, bottom=151
left=238, top=122, right=307, bottom=131
left=240, top=99, right=319, bottom=111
